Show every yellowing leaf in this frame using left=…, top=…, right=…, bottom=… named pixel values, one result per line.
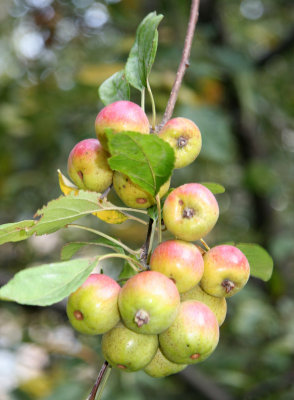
left=58, top=169, right=79, bottom=195
left=93, top=210, right=128, bottom=224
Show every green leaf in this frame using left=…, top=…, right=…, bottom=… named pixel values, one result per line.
left=0, top=258, right=97, bottom=306
left=98, top=70, right=130, bottom=106
left=200, top=182, right=225, bottom=194
left=0, top=220, right=36, bottom=245
left=107, top=131, right=175, bottom=196
left=225, top=242, right=273, bottom=282
left=61, top=238, right=125, bottom=261
left=125, top=12, right=163, bottom=90
left=118, top=260, right=137, bottom=281
left=32, top=191, right=125, bottom=236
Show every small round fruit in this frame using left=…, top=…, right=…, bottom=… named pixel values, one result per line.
left=201, top=245, right=250, bottom=298
left=144, top=348, right=187, bottom=378
left=118, top=271, right=180, bottom=335
left=180, top=285, right=227, bottom=326
left=66, top=274, right=120, bottom=335
left=150, top=240, right=204, bottom=293
left=163, top=183, right=219, bottom=241
left=102, top=322, right=158, bottom=372
left=158, top=117, right=202, bottom=169
left=95, top=100, right=150, bottom=150
left=113, top=171, right=170, bottom=209
left=67, top=138, right=113, bottom=193
left=159, top=300, right=219, bottom=364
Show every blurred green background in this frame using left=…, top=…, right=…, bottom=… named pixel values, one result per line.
left=0, top=0, right=294, bottom=399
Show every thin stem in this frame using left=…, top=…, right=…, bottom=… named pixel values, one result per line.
left=124, top=213, right=148, bottom=225
left=96, top=206, right=147, bottom=215
left=140, top=218, right=153, bottom=267
left=156, top=194, right=162, bottom=244
left=87, top=362, right=109, bottom=400
left=147, top=218, right=156, bottom=264
left=98, top=253, right=144, bottom=272
left=160, top=0, right=200, bottom=129
left=96, top=366, right=112, bottom=400
left=147, top=78, right=156, bottom=130
left=200, top=238, right=210, bottom=251
left=99, top=184, right=113, bottom=200
left=68, top=224, right=140, bottom=256
left=141, top=88, right=145, bottom=111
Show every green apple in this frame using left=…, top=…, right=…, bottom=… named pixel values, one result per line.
left=150, top=240, right=204, bottom=293
left=66, top=274, right=120, bottom=335
left=102, top=322, right=158, bottom=372
left=113, top=171, right=170, bottom=209
left=67, top=138, right=113, bottom=193
left=162, top=183, right=219, bottom=241
left=118, top=271, right=180, bottom=335
left=158, top=117, right=202, bottom=169
left=159, top=300, right=219, bottom=364
left=95, top=100, right=150, bottom=151
left=144, top=348, right=187, bottom=378
left=180, top=284, right=227, bottom=326
left=201, top=245, right=250, bottom=298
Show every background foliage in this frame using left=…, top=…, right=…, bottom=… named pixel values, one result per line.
left=0, top=0, right=293, bottom=399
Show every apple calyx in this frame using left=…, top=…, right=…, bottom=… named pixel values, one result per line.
left=177, top=136, right=188, bottom=148
left=73, top=310, right=84, bottom=320
left=183, top=207, right=195, bottom=219
left=221, top=279, right=235, bottom=294
left=134, top=309, right=150, bottom=327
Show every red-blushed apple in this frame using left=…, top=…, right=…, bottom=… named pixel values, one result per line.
left=159, top=300, right=219, bottom=364
left=66, top=274, right=120, bottom=335
left=67, top=138, right=113, bottom=193
left=158, top=117, right=202, bottom=169
left=113, top=171, right=170, bottom=209
left=149, top=240, right=204, bottom=293
left=118, top=271, right=180, bottom=335
left=102, top=322, right=158, bottom=372
left=162, top=183, right=219, bottom=241
left=180, top=284, right=227, bottom=326
left=200, top=245, right=250, bottom=298
left=95, top=100, right=150, bottom=150
left=144, top=348, right=187, bottom=378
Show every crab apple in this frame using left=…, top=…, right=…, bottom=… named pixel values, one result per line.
left=113, top=171, right=170, bottom=209
left=163, top=183, right=219, bottom=242
left=180, top=284, right=227, bottom=326
left=144, top=348, right=187, bottom=378
left=201, top=245, right=250, bottom=298
left=118, top=271, right=180, bottom=335
left=150, top=240, right=204, bottom=293
left=159, top=300, right=219, bottom=364
left=101, top=322, right=158, bottom=372
left=95, top=100, right=150, bottom=150
left=66, top=274, right=120, bottom=335
left=158, top=117, right=202, bottom=169
left=67, top=138, right=113, bottom=193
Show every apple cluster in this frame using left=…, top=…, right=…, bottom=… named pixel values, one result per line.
left=66, top=100, right=251, bottom=378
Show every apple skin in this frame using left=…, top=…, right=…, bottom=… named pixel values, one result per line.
left=102, top=322, right=158, bottom=372
left=159, top=300, right=219, bottom=364
left=144, top=348, right=187, bottom=378
left=158, top=117, right=202, bottom=169
left=113, top=171, right=170, bottom=209
left=67, top=138, right=113, bottom=193
left=118, top=271, right=180, bottom=335
left=180, top=284, right=227, bottom=326
left=162, top=183, right=219, bottom=241
left=200, top=245, right=250, bottom=298
left=66, top=274, right=120, bottom=335
left=95, top=100, right=150, bottom=150
left=150, top=240, right=204, bottom=293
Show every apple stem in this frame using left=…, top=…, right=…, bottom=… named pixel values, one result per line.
left=87, top=361, right=109, bottom=400
left=147, top=218, right=156, bottom=264
left=156, top=194, right=162, bottom=244
left=147, top=78, right=156, bottom=131
left=200, top=238, right=210, bottom=251
left=141, top=88, right=145, bottom=112
left=97, top=253, right=145, bottom=272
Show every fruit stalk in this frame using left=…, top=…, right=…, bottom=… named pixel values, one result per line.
left=87, top=361, right=109, bottom=400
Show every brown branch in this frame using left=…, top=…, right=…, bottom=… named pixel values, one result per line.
left=87, top=361, right=109, bottom=400
left=159, top=0, right=200, bottom=129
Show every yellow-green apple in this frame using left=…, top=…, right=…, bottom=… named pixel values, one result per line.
left=144, top=348, right=187, bottom=378
left=66, top=274, right=120, bottom=335
left=150, top=240, right=204, bottom=293
left=67, top=138, right=113, bottom=193
left=102, top=322, right=158, bottom=372
left=180, top=284, right=227, bottom=325
left=113, top=171, right=170, bottom=209
left=118, top=271, right=180, bottom=335
left=158, top=117, right=202, bottom=169
left=162, top=183, right=219, bottom=241
left=159, top=300, right=219, bottom=364
left=95, top=100, right=150, bottom=150
left=201, top=245, right=250, bottom=298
